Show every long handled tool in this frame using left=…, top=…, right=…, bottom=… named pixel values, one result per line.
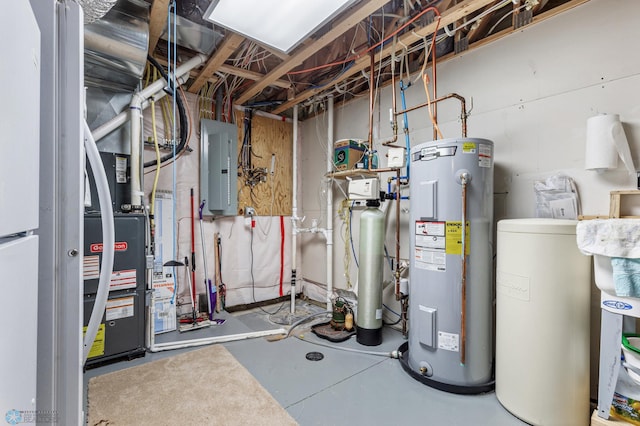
left=184, top=256, right=198, bottom=326
left=190, top=188, right=197, bottom=312
left=215, top=233, right=224, bottom=312
left=199, top=200, right=216, bottom=320
left=164, top=258, right=209, bottom=332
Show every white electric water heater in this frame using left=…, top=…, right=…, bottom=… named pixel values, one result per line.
left=399, top=138, right=494, bottom=394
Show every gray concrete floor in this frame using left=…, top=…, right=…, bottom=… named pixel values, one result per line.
left=84, top=301, right=527, bottom=425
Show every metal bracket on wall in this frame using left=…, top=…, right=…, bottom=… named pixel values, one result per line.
left=454, top=36, right=469, bottom=54
left=513, top=8, right=533, bottom=29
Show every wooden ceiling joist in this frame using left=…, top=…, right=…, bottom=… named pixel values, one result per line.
left=148, top=0, right=169, bottom=54
left=188, top=33, right=245, bottom=94
left=272, top=0, right=498, bottom=114
left=218, top=64, right=291, bottom=89
left=234, top=0, right=391, bottom=106
left=467, top=1, right=501, bottom=43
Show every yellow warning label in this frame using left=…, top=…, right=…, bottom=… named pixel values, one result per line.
left=462, top=142, right=476, bottom=153
left=445, top=221, right=470, bottom=255
left=83, top=323, right=106, bottom=358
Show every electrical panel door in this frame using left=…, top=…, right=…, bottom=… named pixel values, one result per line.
left=200, top=119, right=238, bottom=216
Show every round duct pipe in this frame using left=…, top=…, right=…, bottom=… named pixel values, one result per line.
left=84, top=0, right=150, bottom=91
left=78, top=0, right=118, bottom=24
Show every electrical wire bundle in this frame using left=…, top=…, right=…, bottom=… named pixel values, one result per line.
left=144, top=55, right=190, bottom=168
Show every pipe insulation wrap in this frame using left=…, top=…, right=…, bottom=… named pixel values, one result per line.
left=83, top=121, right=115, bottom=363
left=78, top=0, right=118, bottom=24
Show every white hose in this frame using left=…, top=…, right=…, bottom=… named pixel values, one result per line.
left=283, top=311, right=400, bottom=358
left=83, top=121, right=115, bottom=363
left=294, top=334, right=399, bottom=358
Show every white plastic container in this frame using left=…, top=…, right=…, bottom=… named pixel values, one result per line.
left=496, top=219, right=590, bottom=426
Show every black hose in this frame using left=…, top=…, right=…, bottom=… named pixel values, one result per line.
left=144, top=55, right=189, bottom=168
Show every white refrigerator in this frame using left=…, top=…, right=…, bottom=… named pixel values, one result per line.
left=1, top=2, right=84, bottom=424
left=0, top=1, right=41, bottom=418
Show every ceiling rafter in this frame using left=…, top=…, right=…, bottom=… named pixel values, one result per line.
left=234, top=0, right=391, bottom=106
left=467, top=1, right=501, bottom=43
left=188, top=33, right=245, bottom=94
left=148, top=0, right=169, bottom=54
left=217, top=64, right=291, bottom=89
left=272, top=0, right=499, bottom=114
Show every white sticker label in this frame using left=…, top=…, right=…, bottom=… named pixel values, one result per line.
left=110, top=269, right=137, bottom=290
left=106, top=296, right=134, bottom=321
left=438, top=331, right=460, bottom=352
left=115, top=156, right=127, bottom=183
left=478, top=144, right=492, bottom=168
left=416, top=234, right=445, bottom=250
left=83, top=255, right=100, bottom=280
left=416, top=221, right=445, bottom=237
left=375, top=308, right=382, bottom=320
left=414, top=247, right=446, bottom=272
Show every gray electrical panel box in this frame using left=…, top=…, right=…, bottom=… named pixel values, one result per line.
left=200, top=119, right=238, bottom=216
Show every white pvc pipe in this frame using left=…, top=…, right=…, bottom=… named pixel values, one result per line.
left=233, top=104, right=292, bottom=123
left=91, top=74, right=187, bottom=142
left=145, top=261, right=286, bottom=351
left=326, top=96, right=334, bottom=311
left=130, top=96, right=144, bottom=206
left=148, top=328, right=287, bottom=352
left=129, top=54, right=208, bottom=206
left=291, top=104, right=299, bottom=315
left=83, top=121, right=115, bottom=363
left=92, top=53, right=205, bottom=142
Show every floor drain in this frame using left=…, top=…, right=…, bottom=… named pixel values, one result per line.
left=305, top=351, right=324, bottom=361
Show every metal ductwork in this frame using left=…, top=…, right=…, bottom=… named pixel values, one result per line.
left=159, top=0, right=224, bottom=55
left=83, top=0, right=150, bottom=154
left=78, top=0, right=119, bottom=24
left=84, top=0, right=149, bottom=91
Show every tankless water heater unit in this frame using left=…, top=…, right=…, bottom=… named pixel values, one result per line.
left=399, top=138, right=495, bottom=394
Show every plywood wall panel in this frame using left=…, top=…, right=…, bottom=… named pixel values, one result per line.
left=235, top=111, right=292, bottom=216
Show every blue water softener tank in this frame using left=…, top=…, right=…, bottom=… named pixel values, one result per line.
left=356, top=199, right=385, bottom=346
left=400, top=138, right=494, bottom=394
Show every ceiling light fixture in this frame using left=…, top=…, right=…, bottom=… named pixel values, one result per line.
left=203, top=0, right=356, bottom=53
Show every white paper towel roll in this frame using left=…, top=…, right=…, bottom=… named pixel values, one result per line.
left=585, top=113, right=636, bottom=173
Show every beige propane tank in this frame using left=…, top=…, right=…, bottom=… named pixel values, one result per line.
left=496, top=219, right=591, bottom=426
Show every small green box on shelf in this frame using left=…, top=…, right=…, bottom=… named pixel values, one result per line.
left=334, top=139, right=366, bottom=171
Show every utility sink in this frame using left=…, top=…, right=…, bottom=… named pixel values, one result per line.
left=594, top=254, right=616, bottom=296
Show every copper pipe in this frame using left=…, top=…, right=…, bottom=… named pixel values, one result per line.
left=368, top=51, right=375, bottom=161
left=432, top=19, right=438, bottom=141
left=401, top=296, right=408, bottom=336
left=395, top=92, right=468, bottom=138
left=363, top=166, right=401, bottom=174
left=365, top=54, right=402, bottom=307
left=460, top=173, right=470, bottom=365
left=382, top=53, right=400, bottom=147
